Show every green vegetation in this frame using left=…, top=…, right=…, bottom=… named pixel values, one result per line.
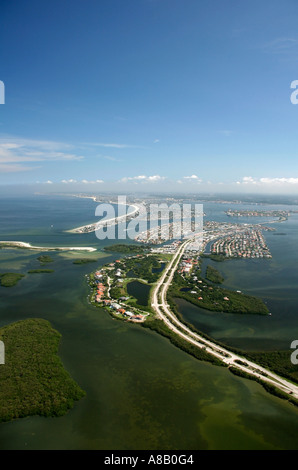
left=0, top=318, right=85, bottom=423
left=229, top=367, right=298, bottom=407
left=142, top=318, right=224, bottom=367
left=205, top=265, right=224, bottom=284
left=201, top=253, right=228, bottom=262
left=37, top=255, right=54, bottom=264
left=28, top=269, right=54, bottom=274
left=0, top=273, right=25, bottom=287
left=170, top=270, right=269, bottom=315
left=103, top=244, right=149, bottom=254
left=73, top=258, right=97, bottom=265
left=121, top=255, right=163, bottom=283
left=244, top=350, right=298, bottom=385
left=88, top=251, right=296, bottom=397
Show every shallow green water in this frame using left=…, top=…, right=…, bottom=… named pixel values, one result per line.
left=0, top=196, right=297, bottom=450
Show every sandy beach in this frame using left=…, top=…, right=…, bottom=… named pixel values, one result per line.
left=0, top=241, right=97, bottom=252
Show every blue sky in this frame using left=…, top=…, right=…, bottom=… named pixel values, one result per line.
left=1, top=0, right=298, bottom=193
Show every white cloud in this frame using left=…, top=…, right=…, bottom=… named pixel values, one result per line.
left=260, top=177, right=298, bottom=184
left=61, top=179, right=104, bottom=184
left=237, top=176, right=298, bottom=186
left=85, top=142, right=135, bottom=149
left=183, top=175, right=202, bottom=183
left=120, top=174, right=166, bottom=183
left=262, top=37, right=298, bottom=55
left=61, top=179, right=77, bottom=184
left=0, top=163, right=38, bottom=173
left=0, top=137, right=84, bottom=172
left=81, top=179, right=104, bottom=184
left=147, top=175, right=165, bottom=182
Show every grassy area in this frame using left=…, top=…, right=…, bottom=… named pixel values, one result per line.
left=0, top=318, right=85, bottom=423
left=0, top=273, right=25, bottom=287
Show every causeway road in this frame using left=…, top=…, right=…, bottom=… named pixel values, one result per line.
left=151, top=237, right=298, bottom=400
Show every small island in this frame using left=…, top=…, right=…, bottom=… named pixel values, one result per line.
left=0, top=273, right=25, bottom=287
left=0, top=318, right=85, bottom=423
left=28, top=269, right=54, bottom=274
left=73, top=258, right=98, bottom=265
left=38, top=255, right=54, bottom=264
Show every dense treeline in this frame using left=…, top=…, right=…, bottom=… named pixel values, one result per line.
left=245, top=350, right=298, bottom=385
left=229, top=367, right=298, bottom=407
left=170, top=271, right=269, bottom=315
left=142, top=318, right=224, bottom=367
left=0, top=319, right=85, bottom=423
left=205, top=265, right=224, bottom=284
left=123, top=255, right=163, bottom=283
left=28, top=269, right=54, bottom=274
left=104, top=244, right=149, bottom=254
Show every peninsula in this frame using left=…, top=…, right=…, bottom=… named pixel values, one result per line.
left=0, top=241, right=97, bottom=252
left=66, top=201, right=146, bottom=234
left=87, top=237, right=298, bottom=405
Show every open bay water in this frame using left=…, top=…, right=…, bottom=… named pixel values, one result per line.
left=178, top=202, right=298, bottom=351
left=0, top=195, right=297, bottom=449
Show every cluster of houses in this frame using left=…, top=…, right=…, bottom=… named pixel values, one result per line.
left=109, top=302, right=144, bottom=321
left=177, top=256, right=232, bottom=303
left=178, top=257, right=198, bottom=274
left=92, top=268, right=145, bottom=322
left=210, top=229, right=272, bottom=259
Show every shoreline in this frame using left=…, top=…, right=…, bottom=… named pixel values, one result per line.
left=66, top=202, right=144, bottom=234
left=0, top=241, right=97, bottom=252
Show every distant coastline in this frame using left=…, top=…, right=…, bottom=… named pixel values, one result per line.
left=66, top=200, right=144, bottom=234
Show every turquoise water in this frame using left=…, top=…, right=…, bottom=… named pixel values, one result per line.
left=0, top=195, right=297, bottom=450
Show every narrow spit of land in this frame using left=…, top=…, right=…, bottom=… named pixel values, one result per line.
left=0, top=241, right=97, bottom=252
